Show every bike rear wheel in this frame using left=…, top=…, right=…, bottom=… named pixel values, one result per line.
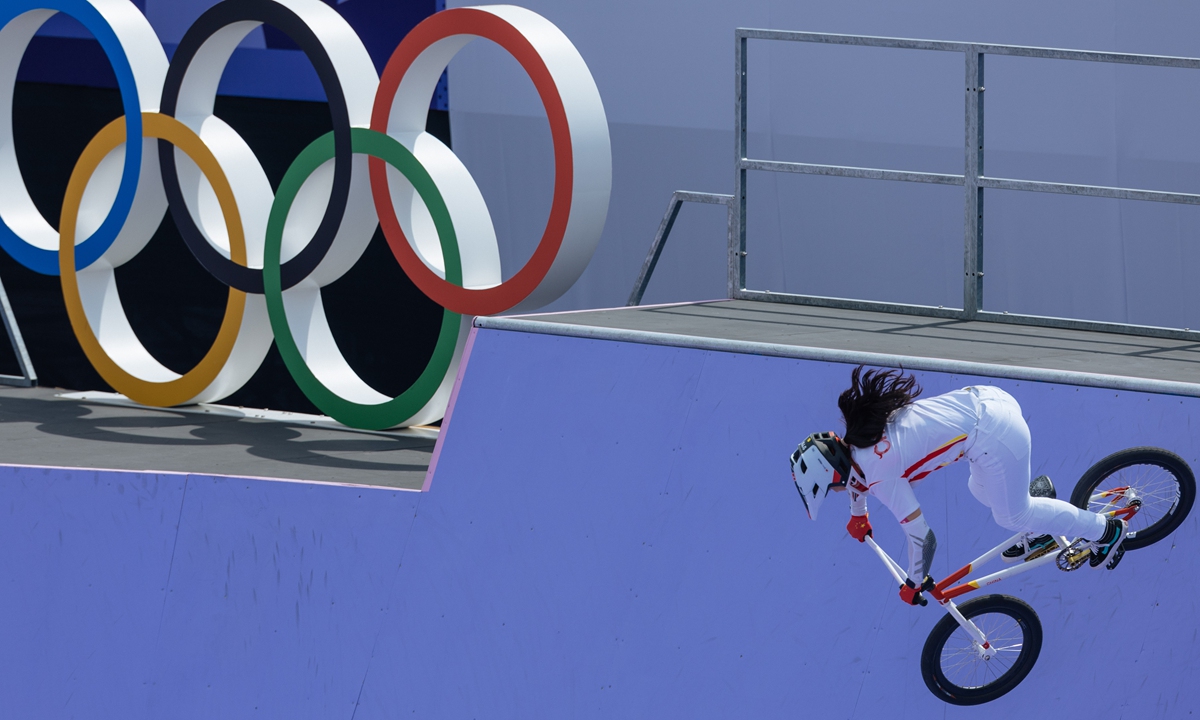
left=1069, top=447, right=1195, bottom=550
left=921, top=594, right=1042, bottom=705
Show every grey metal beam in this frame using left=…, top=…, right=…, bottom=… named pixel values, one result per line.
left=730, top=288, right=1200, bottom=343
left=732, top=33, right=749, bottom=299
left=0, top=270, right=34, bottom=387
left=739, top=159, right=963, bottom=186
left=735, top=28, right=1200, bottom=69
left=734, top=288, right=964, bottom=319
left=976, top=310, right=1200, bottom=343
left=979, top=176, right=1200, bottom=205
left=736, top=29, right=973, bottom=52
left=964, top=48, right=984, bottom=319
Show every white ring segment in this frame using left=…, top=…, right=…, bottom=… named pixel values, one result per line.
left=0, top=2, right=167, bottom=260
left=382, top=4, right=611, bottom=310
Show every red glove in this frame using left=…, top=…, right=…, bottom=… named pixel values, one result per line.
left=847, top=514, right=872, bottom=542
left=899, top=576, right=935, bottom=606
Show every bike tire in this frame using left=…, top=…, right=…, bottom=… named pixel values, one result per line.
left=921, top=594, right=1042, bottom=706
left=1069, top=447, right=1195, bottom=550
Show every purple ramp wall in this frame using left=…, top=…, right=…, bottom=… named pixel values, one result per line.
left=400, top=329, right=1199, bottom=718
left=1, top=328, right=1197, bottom=717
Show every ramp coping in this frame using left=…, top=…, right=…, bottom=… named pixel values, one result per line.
left=475, top=316, right=1200, bottom=399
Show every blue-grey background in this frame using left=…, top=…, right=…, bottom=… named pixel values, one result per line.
left=446, top=0, right=1200, bottom=331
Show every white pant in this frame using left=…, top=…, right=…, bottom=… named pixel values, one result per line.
left=965, top=387, right=1108, bottom=540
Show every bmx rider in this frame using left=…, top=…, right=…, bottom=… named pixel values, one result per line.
left=791, top=366, right=1127, bottom=605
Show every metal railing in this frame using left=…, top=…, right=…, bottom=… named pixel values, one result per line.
left=0, top=274, right=35, bottom=387
left=632, top=30, right=1200, bottom=342
left=627, top=191, right=733, bottom=306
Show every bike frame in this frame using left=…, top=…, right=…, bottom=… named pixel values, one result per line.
left=863, top=533, right=1061, bottom=654
left=863, top=490, right=1137, bottom=656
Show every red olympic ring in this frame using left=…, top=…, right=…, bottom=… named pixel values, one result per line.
left=370, top=7, right=573, bottom=317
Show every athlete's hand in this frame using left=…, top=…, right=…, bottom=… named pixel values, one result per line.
left=899, top=576, right=936, bottom=606
left=847, top=514, right=872, bottom=542
left=899, top=579, right=924, bottom=606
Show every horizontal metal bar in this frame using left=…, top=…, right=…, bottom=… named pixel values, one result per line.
left=977, top=44, right=1200, bottom=68
left=976, top=310, right=1200, bottom=343
left=735, top=29, right=1200, bottom=69
left=738, top=288, right=1200, bottom=342
left=740, top=159, right=964, bottom=186
left=734, top=288, right=965, bottom=319
left=738, top=163, right=1200, bottom=204
left=736, top=29, right=968, bottom=52
left=674, top=191, right=733, bottom=205
left=0, top=375, right=35, bottom=388
left=980, top=176, right=1200, bottom=205
left=473, top=316, right=1200, bottom=399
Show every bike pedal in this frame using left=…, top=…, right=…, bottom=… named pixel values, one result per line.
left=1105, top=545, right=1126, bottom=570
left=1056, top=539, right=1090, bottom=572
left=1024, top=540, right=1060, bottom=562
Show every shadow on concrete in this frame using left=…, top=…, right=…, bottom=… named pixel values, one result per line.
left=0, top=389, right=433, bottom=486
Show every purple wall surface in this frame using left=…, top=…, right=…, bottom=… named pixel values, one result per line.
left=2, top=328, right=1197, bottom=717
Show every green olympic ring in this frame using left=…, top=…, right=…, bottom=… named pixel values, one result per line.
left=264, top=127, right=463, bottom=430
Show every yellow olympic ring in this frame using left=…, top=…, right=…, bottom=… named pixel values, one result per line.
left=59, top=112, right=248, bottom=407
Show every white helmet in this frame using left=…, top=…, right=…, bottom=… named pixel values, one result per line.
left=790, top=432, right=853, bottom=520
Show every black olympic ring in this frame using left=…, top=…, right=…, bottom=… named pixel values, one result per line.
left=158, top=0, right=354, bottom=294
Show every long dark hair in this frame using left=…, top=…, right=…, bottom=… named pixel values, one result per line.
left=837, top=365, right=922, bottom=448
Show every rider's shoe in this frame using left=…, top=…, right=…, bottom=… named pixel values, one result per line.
left=1088, top=517, right=1128, bottom=569
left=1002, top=533, right=1057, bottom=563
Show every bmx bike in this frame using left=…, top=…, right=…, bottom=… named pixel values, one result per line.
left=864, top=446, right=1195, bottom=706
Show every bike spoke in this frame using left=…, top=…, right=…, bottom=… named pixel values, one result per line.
left=939, top=612, right=1023, bottom=689
left=1088, top=464, right=1180, bottom=534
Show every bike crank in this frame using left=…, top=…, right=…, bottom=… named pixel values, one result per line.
left=1055, top=539, right=1091, bottom=571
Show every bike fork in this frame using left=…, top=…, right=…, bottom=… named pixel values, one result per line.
left=940, top=598, right=994, bottom=659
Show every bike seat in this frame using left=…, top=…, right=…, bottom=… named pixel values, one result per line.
left=1029, top=474, right=1056, bottom=499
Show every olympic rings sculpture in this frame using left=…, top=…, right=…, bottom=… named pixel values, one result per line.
left=0, top=0, right=611, bottom=429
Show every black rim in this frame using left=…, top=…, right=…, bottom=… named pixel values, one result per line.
left=933, top=610, right=1028, bottom=693
left=1070, top=448, right=1196, bottom=551
left=921, top=595, right=1041, bottom=705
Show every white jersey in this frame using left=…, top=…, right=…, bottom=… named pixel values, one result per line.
left=849, top=387, right=983, bottom=521
left=840, top=384, right=1107, bottom=584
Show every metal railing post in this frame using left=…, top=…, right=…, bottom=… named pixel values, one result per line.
left=628, top=192, right=735, bottom=306
left=732, top=31, right=749, bottom=299
left=629, top=195, right=685, bottom=306
left=963, top=48, right=985, bottom=319
left=0, top=271, right=35, bottom=387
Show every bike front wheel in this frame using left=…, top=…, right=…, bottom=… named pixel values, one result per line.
left=921, top=594, right=1042, bottom=705
left=1069, top=447, right=1195, bottom=550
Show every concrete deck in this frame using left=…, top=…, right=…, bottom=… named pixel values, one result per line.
left=490, top=299, right=1200, bottom=394
left=0, top=386, right=433, bottom=490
